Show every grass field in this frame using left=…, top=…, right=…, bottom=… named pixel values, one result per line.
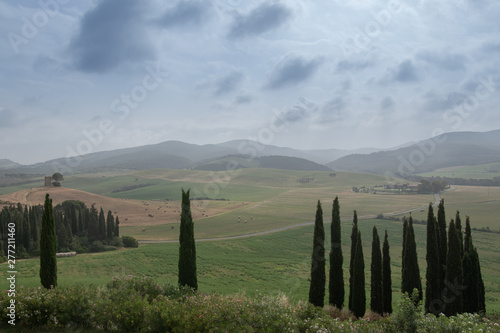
left=2, top=218, right=499, bottom=312
left=418, top=162, right=500, bottom=179
left=1, top=167, right=499, bottom=313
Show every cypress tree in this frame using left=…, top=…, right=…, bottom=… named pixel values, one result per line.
left=98, top=208, right=106, bottom=241
left=348, top=210, right=359, bottom=311
left=351, top=230, right=366, bottom=318
left=382, top=230, right=392, bottom=314
left=462, top=217, right=486, bottom=314
left=444, top=220, right=463, bottom=316
left=425, top=203, right=441, bottom=315
left=455, top=211, right=463, bottom=259
left=115, top=216, right=120, bottom=237
left=370, top=226, right=383, bottom=315
left=178, top=189, right=197, bottom=290
left=309, top=200, right=326, bottom=307
left=437, top=199, right=447, bottom=292
left=401, top=217, right=422, bottom=304
left=401, top=218, right=408, bottom=274
left=106, top=211, right=115, bottom=240
left=329, top=196, right=344, bottom=308
left=40, top=194, right=57, bottom=289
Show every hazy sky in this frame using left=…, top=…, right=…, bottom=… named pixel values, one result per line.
left=1, top=0, right=499, bottom=164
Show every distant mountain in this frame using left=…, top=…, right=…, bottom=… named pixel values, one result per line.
left=193, top=155, right=331, bottom=172
left=0, top=159, right=21, bottom=170
left=327, top=129, right=500, bottom=176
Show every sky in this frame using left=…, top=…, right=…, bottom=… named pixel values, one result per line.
left=1, top=0, right=500, bottom=165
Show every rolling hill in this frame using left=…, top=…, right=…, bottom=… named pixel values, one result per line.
left=327, top=129, right=500, bottom=176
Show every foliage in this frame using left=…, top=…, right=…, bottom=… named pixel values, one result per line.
left=425, top=203, right=440, bottom=315
left=444, top=220, right=463, bottom=316
left=371, top=226, right=383, bottom=315
left=122, top=235, right=138, bottom=248
left=348, top=210, right=359, bottom=312
left=401, top=217, right=422, bottom=305
left=382, top=230, right=392, bottom=314
left=178, top=188, right=197, bottom=290
left=40, top=193, right=57, bottom=289
left=309, top=200, right=325, bottom=307
left=329, top=196, right=344, bottom=309
left=2, top=278, right=498, bottom=332
left=351, top=230, right=366, bottom=318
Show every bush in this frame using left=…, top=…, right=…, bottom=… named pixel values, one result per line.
left=109, top=236, right=123, bottom=248
left=122, top=236, right=139, bottom=248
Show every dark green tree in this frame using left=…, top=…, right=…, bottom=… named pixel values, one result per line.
left=309, top=200, right=326, bottom=307
left=437, top=199, right=447, bottom=292
left=329, top=196, right=344, bottom=308
left=425, top=203, right=441, bottom=315
left=115, top=216, right=120, bottom=237
left=178, top=189, right=197, bottom=290
left=348, top=210, right=359, bottom=311
left=444, top=220, right=463, bottom=316
left=455, top=211, right=463, bottom=259
left=351, top=230, right=366, bottom=317
left=370, top=226, right=383, bottom=315
left=382, top=230, right=392, bottom=314
left=98, top=208, right=106, bottom=241
left=462, top=217, right=486, bottom=314
left=40, top=194, right=57, bottom=289
left=87, top=205, right=99, bottom=242
left=401, top=217, right=422, bottom=305
left=106, top=210, right=115, bottom=241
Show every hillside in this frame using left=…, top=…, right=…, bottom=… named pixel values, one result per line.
left=328, top=129, right=500, bottom=175
left=193, top=155, right=331, bottom=172
left=0, top=159, right=21, bottom=169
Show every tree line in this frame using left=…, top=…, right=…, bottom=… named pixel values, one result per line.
left=0, top=198, right=122, bottom=262
left=308, top=197, right=485, bottom=317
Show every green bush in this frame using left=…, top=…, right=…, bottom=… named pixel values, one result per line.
left=122, top=235, right=139, bottom=248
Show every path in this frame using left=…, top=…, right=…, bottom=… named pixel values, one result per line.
left=138, top=193, right=441, bottom=244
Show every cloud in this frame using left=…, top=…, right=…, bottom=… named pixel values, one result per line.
left=0, top=108, right=18, bottom=128
left=380, top=96, right=395, bottom=111
left=336, top=59, right=374, bottom=72
left=265, top=53, right=324, bottom=89
left=319, top=96, right=346, bottom=123
left=420, top=91, right=467, bottom=113
left=233, top=94, right=254, bottom=105
left=227, top=2, right=292, bottom=39
left=214, top=70, right=244, bottom=96
left=157, top=0, right=211, bottom=28
left=393, top=59, right=418, bottom=82
left=417, top=50, right=468, bottom=71
left=69, top=0, right=154, bottom=73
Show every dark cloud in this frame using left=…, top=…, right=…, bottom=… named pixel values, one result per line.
left=420, top=91, right=467, bottom=113
left=393, top=59, right=418, bottom=82
left=227, top=2, right=292, bottom=39
left=274, top=97, right=316, bottom=126
left=214, top=70, right=244, bottom=96
left=380, top=96, right=394, bottom=110
left=265, top=53, right=324, bottom=89
left=157, top=0, right=211, bottom=28
left=320, top=96, right=346, bottom=122
left=233, top=94, right=254, bottom=105
left=336, top=59, right=373, bottom=72
left=417, top=51, right=468, bottom=71
left=69, top=0, right=154, bottom=73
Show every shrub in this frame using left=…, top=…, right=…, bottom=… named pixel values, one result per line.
left=109, top=236, right=124, bottom=248
left=122, top=235, right=139, bottom=248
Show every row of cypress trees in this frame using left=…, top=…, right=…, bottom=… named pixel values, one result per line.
left=309, top=197, right=485, bottom=317
left=308, top=198, right=392, bottom=317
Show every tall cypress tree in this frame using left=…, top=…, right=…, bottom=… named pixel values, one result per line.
left=40, top=194, right=57, bottom=289
left=444, top=220, right=463, bottom=316
left=98, top=208, right=106, bottom=241
left=115, top=216, right=120, bottom=237
left=309, top=200, right=326, bottom=307
left=106, top=210, right=115, bottom=240
left=351, top=230, right=366, bottom=317
left=455, top=211, right=463, bottom=259
left=425, top=203, right=440, bottom=315
left=348, top=210, right=359, bottom=311
left=437, top=199, right=447, bottom=292
left=178, top=189, right=197, bottom=290
left=462, top=217, right=486, bottom=314
left=370, top=226, right=383, bottom=315
left=401, top=217, right=422, bottom=304
left=329, top=196, right=344, bottom=308
left=382, top=230, right=392, bottom=314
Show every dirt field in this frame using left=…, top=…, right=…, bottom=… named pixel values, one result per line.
left=0, top=186, right=244, bottom=227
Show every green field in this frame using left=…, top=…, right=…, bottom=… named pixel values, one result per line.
left=418, top=162, right=500, bottom=179
left=2, top=218, right=499, bottom=312
left=1, top=168, right=499, bottom=313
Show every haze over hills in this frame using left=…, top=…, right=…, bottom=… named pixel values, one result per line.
left=1, top=129, right=499, bottom=176
left=327, top=129, right=500, bottom=176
